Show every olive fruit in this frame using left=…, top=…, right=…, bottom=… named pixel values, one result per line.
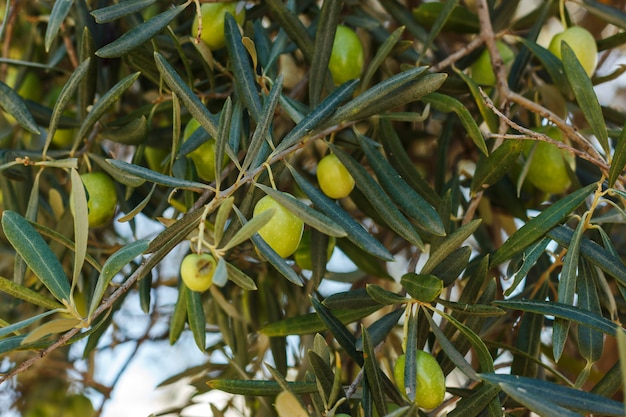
left=328, top=25, right=364, bottom=86
left=180, top=253, right=216, bottom=292
left=523, top=126, right=574, bottom=194
left=191, top=1, right=245, bottom=51
left=78, top=172, right=118, bottom=228
left=144, top=146, right=170, bottom=173
left=316, top=153, right=355, bottom=199
left=548, top=26, right=597, bottom=77
left=183, top=118, right=228, bottom=182
left=394, top=351, right=446, bottom=409
left=470, top=41, right=514, bottom=86
left=253, top=195, right=304, bottom=258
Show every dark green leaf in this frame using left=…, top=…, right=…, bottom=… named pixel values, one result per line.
left=491, top=183, right=595, bottom=266
left=289, top=167, right=393, bottom=261
left=562, top=43, right=609, bottom=155
left=208, top=379, right=318, bottom=396
left=96, top=5, right=186, bottom=58
left=91, top=0, right=156, bottom=23
left=422, top=220, right=482, bottom=274
left=311, top=296, right=362, bottom=365
left=358, top=135, right=445, bottom=236
left=308, top=0, right=341, bottom=106
left=2, top=211, right=70, bottom=303
left=577, top=259, right=604, bottom=363
left=106, top=159, right=210, bottom=191
left=401, top=273, right=443, bottom=302
left=45, top=0, right=75, bottom=52
left=519, top=37, right=570, bottom=95
left=608, top=121, right=626, bottom=187
left=185, top=286, right=206, bottom=351
left=0, top=81, right=40, bottom=134
left=361, top=326, right=387, bottom=416
left=471, top=139, right=525, bottom=195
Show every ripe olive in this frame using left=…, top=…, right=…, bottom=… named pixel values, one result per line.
left=523, top=126, right=574, bottom=194
left=328, top=25, right=364, bottom=86
left=253, top=195, right=304, bottom=258
left=191, top=1, right=245, bottom=51
left=548, top=26, right=597, bottom=77
left=394, top=351, right=446, bottom=409
left=78, top=172, right=118, bottom=228
left=180, top=253, right=216, bottom=292
left=470, top=41, right=514, bottom=86
left=316, top=153, right=355, bottom=199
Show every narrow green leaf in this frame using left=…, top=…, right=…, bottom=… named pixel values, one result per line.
left=263, top=0, right=314, bottom=60
left=241, top=74, right=283, bottom=172
left=480, top=373, right=626, bottom=416
left=505, top=237, right=551, bottom=297
left=45, top=0, right=74, bottom=52
left=21, top=318, right=81, bottom=345
left=424, top=308, right=479, bottom=381
left=309, top=0, right=342, bottom=106
left=493, top=299, right=619, bottom=336
left=379, top=118, right=440, bottom=207
left=225, top=262, right=257, bottom=291
left=225, top=13, right=262, bottom=121
left=44, top=59, right=91, bottom=155
left=169, top=284, right=187, bottom=345
left=88, top=239, right=150, bottom=317
left=221, top=209, right=274, bottom=252
left=471, top=139, right=525, bottom=195
left=419, top=0, right=460, bottom=60
left=355, top=309, right=405, bottom=351
left=491, top=183, right=595, bottom=266
left=431, top=246, right=472, bottom=286
left=519, top=37, right=570, bottom=95
left=96, top=5, right=186, bottom=58
left=0, top=310, right=59, bottom=339
left=215, top=98, right=233, bottom=190
left=437, top=299, right=505, bottom=317
left=0, top=81, right=40, bottom=134
left=548, top=224, right=626, bottom=287
left=2, top=211, right=70, bottom=303
left=106, top=159, right=210, bottom=191
left=330, top=145, right=425, bottom=250
left=562, top=42, right=609, bottom=155
left=0, top=276, right=64, bottom=311
left=379, top=0, right=428, bottom=42
left=214, top=197, right=234, bottom=248
left=401, top=273, right=443, bottom=302
left=308, top=350, right=335, bottom=402
left=311, top=296, right=363, bottom=365
left=273, top=80, right=359, bottom=156
left=75, top=72, right=141, bottom=144
left=454, top=66, right=499, bottom=133
left=577, top=259, right=604, bottom=363
left=69, top=169, right=88, bottom=292
left=254, top=184, right=346, bottom=237
left=323, top=288, right=381, bottom=310
left=185, top=286, right=206, bottom=351
left=554, top=214, right=587, bottom=361
left=403, top=307, right=419, bottom=402
left=208, top=379, right=318, bottom=396
left=361, top=326, right=388, bottom=416
left=500, top=382, right=583, bottom=417
left=608, top=121, right=626, bottom=187
left=361, top=26, right=405, bottom=90
left=422, top=92, right=488, bottom=156
left=327, top=66, right=429, bottom=124
left=358, top=135, right=445, bottom=236
left=446, top=383, right=500, bottom=417
left=365, top=284, right=407, bottom=305
left=154, top=52, right=219, bottom=138
left=100, top=116, right=148, bottom=145
left=289, top=167, right=393, bottom=261
left=422, top=219, right=482, bottom=274
left=260, top=305, right=380, bottom=337
left=90, top=0, right=156, bottom=23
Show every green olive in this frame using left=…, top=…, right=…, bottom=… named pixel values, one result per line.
left=253, top=195, right=304, bottom=258
left=77, top=172, right=118, bottom=228
left=328, top=25, right=365, bottom=86
left=470, top=41, right=514, bottom=86
left=180, top=253, right=216, bottom=292
left=316, top=153, right=355, bottom=199
left=183, top=118, right=228, bottom=182
left=523, top=126, right=574, bottom=194
left=548, top=26, right=597, bottom=77
left=294, top=229, right=335, bottom=270
left=191, top=1, right=245, bottom=51
left=394, top=351, right=446, bottom=409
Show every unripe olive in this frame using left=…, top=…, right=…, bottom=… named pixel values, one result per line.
left=316, top=153, right=355, bottom=199
left=394, top=351, right=446, bottom=409
left=524, top=126, right=574, bottom=194
left=183, top=118, right=228, bottom=182
left=191, top=2, right=245, bottom=51
left=77, top=172, right=118, bottom=228
left=470, top=41, right=514, bottom=86
left=548, top=26, right=597, bottom=77
left=328, top=25, right=364, bottom=86
left=253, top=195, right=304, bottom=258
left=180, top=253, right=216, bottom=292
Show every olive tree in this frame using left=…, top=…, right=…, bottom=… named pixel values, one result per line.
left=0, top=0, right=625, bottom=416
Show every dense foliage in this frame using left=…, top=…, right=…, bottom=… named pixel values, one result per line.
left=0, top=1, right=625, bottom=416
